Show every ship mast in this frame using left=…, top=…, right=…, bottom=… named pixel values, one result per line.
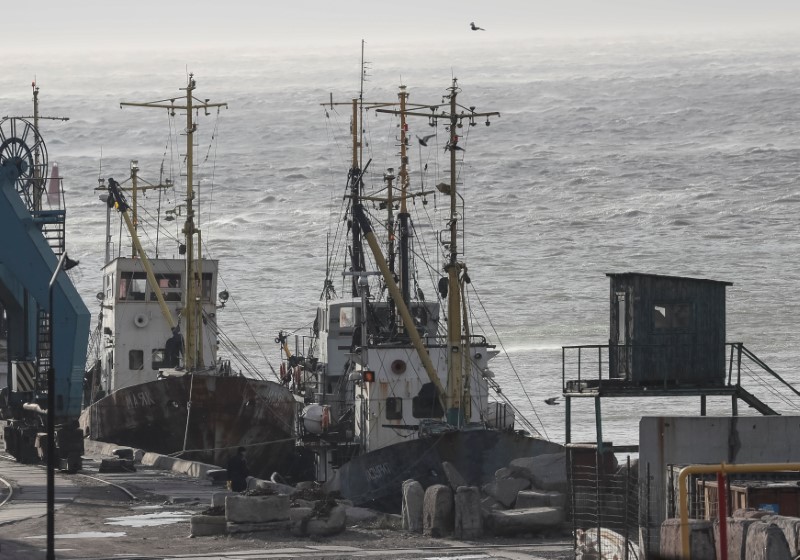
left=378, top=78, right=499, bottom=425
left=120, top=75, right=227, bottom=370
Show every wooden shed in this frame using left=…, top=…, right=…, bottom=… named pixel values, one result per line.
left=607, top=273, right=731, bottom=386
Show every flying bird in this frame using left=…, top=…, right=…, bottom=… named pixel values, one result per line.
left=417, top=133, right=436, bottom=147
left=470, top=22, right=485, bottom=31
left=544, top=397, right=560, bottom=405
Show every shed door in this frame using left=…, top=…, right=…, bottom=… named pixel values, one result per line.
left=613, top=291, right=629, bottom=378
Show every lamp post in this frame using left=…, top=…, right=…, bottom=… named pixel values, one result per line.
left=46, top=251, right=71, bottom=560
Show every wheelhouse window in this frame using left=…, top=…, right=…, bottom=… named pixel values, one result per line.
left=201, top=273, right=214, bottom=302
left=129, top=350, right=144, bottom=370
left=338, top=306, right=360, bottom=332
left=653, top=303, right=693, bottom=331
left=119, top=272, right=147, bottom=301
left=105, top=273, right=114, bottom=301
left=152, top=274, right=182, bottom=302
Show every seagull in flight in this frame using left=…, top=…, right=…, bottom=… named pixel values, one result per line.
left=416, top=134, right=436, bottom=147
left=544, top=397, right=561, bottom=405
left=470, top=22, right=485, bottom=31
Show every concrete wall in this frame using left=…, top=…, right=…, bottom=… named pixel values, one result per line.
left=639, top=416, right=800, bottom=553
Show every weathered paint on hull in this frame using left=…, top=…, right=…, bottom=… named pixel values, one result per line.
left=329, top=430, right=565, bottom=512
left=79, top=374, right=302, bottom=480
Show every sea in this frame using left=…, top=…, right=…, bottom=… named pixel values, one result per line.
left=2, top=32, right=799, bottom=451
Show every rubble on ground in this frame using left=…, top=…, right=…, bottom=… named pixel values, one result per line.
left=191, top=452, right=570, bottom=540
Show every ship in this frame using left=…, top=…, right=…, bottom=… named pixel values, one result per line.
left=79, top=76, right=302, bottom=480
left=276, top=54, right=563, bottom=511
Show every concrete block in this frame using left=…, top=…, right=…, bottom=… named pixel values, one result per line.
left=423, top=484, right=453, bottom=538
left=733, top=508, right=771, bottom=519
left=546, top=490, right=567, bottom=510
left=509, top=451, right=567, bottom=492
left=226, top=520, right=291, bottom=534
left=454, top=486, right=482, bottom=540
left=225, top=494, right=290, bottom=523
left=99, top=458, right=135, bottom=472
left=442, top=461, right=467, bottom=491
left=289, top=507, right=313, bottom=521
left=659, top=518, right=715, bottom=560
left=190, top=514, right=227, bottom=537
left=745, top=522, right=792, bottom=560
left=211, top=491, right=236, bottom=508
left=249, top=478, right=297, bottom=495
left=344, top=506, right=378, bottom=523
left=714, top=518, right=759, bottom=560
left=306, top=505, right=347, bottom=537
left=515, top=489, right=550, bottom=509
left=484, top=507, right=563, bottom=536
left=480, top=495, right=505, bottom=513
left=206, top=469, right=228, bottom=485
left=762, top=515, right=800, bottom=557
left=495, top=467, right=513, bottom=480
left=482, top=477, right=530, bottom=508
left=402, top=480, right=424, bottom=533
left=289, top=507, right=314, bottom=536
left=112, top=447, right=133, bottom=460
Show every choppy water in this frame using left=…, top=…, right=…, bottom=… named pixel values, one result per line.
left=3, top=33, right=800, bottom=448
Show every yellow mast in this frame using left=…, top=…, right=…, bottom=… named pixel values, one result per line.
left=377, top=78, right=499, bottom=425
left=121, top=75, right=227, bottom=370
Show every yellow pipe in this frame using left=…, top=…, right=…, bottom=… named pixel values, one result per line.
left=679, top=462, right=800, bottom=559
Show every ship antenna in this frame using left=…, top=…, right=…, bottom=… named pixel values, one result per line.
left=359, top=39, right=369, bottom=170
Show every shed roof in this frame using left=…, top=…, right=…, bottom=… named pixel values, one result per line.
left=606, top=272, right=733, bottom=287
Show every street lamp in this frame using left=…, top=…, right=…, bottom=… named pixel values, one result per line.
left=46, top=251, right=77, bottom=560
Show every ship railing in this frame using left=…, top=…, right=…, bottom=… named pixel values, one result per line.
left=562, top=343, right=800, bottom=412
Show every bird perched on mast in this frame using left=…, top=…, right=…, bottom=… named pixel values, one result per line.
left=470, top=22, right=485, bottom=31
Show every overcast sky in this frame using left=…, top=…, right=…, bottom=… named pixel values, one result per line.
left=8, top=1, right=800, bottom=53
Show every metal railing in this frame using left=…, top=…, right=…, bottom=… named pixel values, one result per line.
left=562, top=342, right=799, bottom=396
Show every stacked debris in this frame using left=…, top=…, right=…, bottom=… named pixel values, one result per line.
left=191, top=478, right=351, bottom=537
left=402, top=451, right=569, bottom=539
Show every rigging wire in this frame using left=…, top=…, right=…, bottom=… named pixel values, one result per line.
left=465, top=276, right=550, bottom=440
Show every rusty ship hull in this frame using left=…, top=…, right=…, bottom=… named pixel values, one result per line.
left=80, top=373, right=302, bottom=480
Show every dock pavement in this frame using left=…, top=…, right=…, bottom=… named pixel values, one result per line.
left=0, top=441, right=572, bottom=559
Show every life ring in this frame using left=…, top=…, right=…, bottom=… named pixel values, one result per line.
left=133, top=314, right=149, bottom=328
left=321, top=406, right=330, bottom=430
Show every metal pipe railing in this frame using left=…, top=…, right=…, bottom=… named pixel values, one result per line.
left=678, top=462, right=800, bottom=559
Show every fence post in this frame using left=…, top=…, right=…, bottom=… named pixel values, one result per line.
left=596, top=448, right=602, bottom=558
left=645, top=462, right=651, bottom=557
left=717, top=472, right=728, bottom=560
left=624, top=455, right=630, bottom=560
